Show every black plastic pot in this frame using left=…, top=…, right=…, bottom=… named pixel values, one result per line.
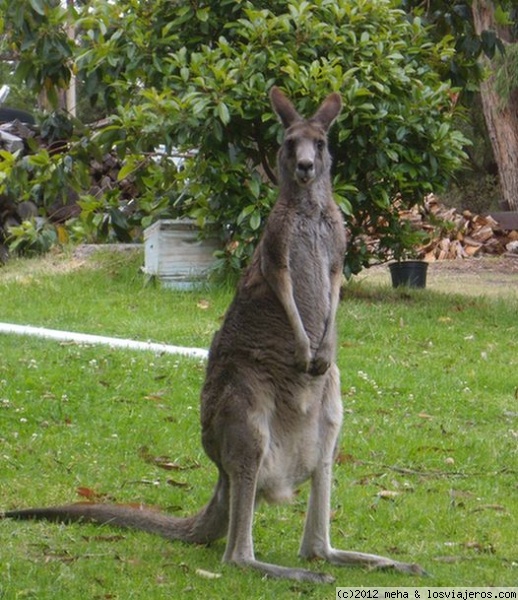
left=389, top=260, right=428, bottom=289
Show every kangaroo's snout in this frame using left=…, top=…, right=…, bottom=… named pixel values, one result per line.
left=296, top=159, right=315, bottom=184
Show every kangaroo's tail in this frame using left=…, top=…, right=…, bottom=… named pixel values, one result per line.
left=2, top=477, right=229, bottom=545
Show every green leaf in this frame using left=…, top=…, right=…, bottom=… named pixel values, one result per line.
left=118, top=158, right=138, bottom=181
left=248, top=177, right=261, bottom=199
left=216, top=102, right=231, bottom=125
left=237, top=204, right=255, bottom=225
left=437, top=122, right=450, bottom=140
left=29, top=0, right=45, bottom=16
left=249, top=210, right=261, bottom=231
left=334, top=194, right=353, bottom=216
left=196, top=8, right=209, bottom=22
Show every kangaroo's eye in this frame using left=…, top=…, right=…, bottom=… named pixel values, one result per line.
left=316, top=140, right=325, bottom=151
left=285, top=138, right=296, bottom=154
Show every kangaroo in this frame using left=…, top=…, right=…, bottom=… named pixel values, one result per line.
left=2, top=87, right=424, bottom=583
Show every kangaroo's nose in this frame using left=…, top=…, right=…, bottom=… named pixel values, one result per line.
left=297, top=159, right=313, bottom=173
left=296, top=159, right=315, bottom=184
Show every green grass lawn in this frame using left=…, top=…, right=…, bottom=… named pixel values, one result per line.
left=1, top=249, right=517, bottom=599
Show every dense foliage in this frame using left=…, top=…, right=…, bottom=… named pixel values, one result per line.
left=0, top=0, right=468, bottom=274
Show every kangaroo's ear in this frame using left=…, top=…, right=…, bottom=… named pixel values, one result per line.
left=311, top=92, right=342, bottom=131
left=270, top=86, right=301, bottom=129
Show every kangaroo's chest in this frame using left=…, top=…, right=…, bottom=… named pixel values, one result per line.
left=288, top=213, right=340, bottom=332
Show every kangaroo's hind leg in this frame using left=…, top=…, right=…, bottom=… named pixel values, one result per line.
left=299, top=365, right=426, bottom=576
left=216, top=385, right=334, bottom=584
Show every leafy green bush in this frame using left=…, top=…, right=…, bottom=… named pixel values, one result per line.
left=7, top=219, right=58, bottom=257
left=0, top=0, right=468, bottom=275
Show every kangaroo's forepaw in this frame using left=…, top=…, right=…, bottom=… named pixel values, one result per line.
left=309, top=357, right=331, bottom=376
left=294, top=343, right=312, bottom=373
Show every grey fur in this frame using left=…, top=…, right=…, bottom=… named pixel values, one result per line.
left=3, top=88, right=424, bottom=582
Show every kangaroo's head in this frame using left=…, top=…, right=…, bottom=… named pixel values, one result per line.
left=270, top=87, right=342, bottom=188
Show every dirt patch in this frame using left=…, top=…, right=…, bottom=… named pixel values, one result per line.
left=358, top=255, right=518, bottom=299
left=424, top=254, right=518, bottom=275
left=0, top=251, right=89, bottom=285
left=72, top=243, right=143, bottom=261
left=0, top=245, right=142, bottom=285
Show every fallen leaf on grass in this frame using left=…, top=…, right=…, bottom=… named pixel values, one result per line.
left=156, top=460, right=188, bottom=471
left=144, top=392, right=168, bottom=401
left=335, top=452, right=358, bottom=465
left=139, top=446, right=201, bottom=471
left=44, top=552, right=78, bottom=564
left=376, top=490, right=401, bottom=500
left=76, top=487, right=114, bottom=502
left=464, top=541, right=495, bottom=554
left=39, top=546, right=78, bottom=564
left=418, top=412, right=434, bottom=419
left=195, top=568, right=222, bottom=579
left=197, top=300, right=210, bottom=310
left=166, top=479, right=192, bottom=489
left=126, top=478, right=161, bottom=486
left=470, top=504, right=507, bottom=514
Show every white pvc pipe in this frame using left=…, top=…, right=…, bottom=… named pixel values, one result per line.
left=0, top=322, right=208, bottom=359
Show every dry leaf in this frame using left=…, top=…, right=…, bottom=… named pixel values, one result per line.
left=335, top=452, right=357, bottom=465
left=471, top=504, right=507, bottom=514
left=139, top=446, right=200, bottom=471
left=418, top=412, right=434, bottom=419
left=144, top=390, right=167, bottom=401
left=166, top=479, right=192, bottom=489
left=155, top=460, right=184, bottom=471
left=464, top=541, right=495, bottom=554
left=76, top=487, right=113, bottom=502
left=377, top=490, right=400, bottom=500
left=195, top=568, right=222, bottom=579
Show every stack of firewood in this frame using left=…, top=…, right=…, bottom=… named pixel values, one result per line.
left=88, top=153, right=138, bottom=201
left=399, top=195, right=518, bottom=260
